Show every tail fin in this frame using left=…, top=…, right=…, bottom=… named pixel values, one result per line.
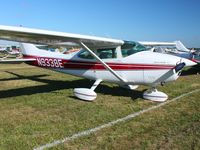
left=19, top=43, right=67, bottom=58
left=175, top=41, right=189, bottom=52
left=20, top=43, right=42, bottom=56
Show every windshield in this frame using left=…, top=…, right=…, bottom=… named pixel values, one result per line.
left=121, top=41, right=147, bottom=57
left=77, top=41, right=147, bottom=59
left=194, top=50, right=200, bottom=61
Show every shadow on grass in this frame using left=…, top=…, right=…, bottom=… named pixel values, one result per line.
left=96, top=85, right=143, bottom=100
left=181, top=66, right=200, bottom=76
left=0, top=71, right=143, bottom=100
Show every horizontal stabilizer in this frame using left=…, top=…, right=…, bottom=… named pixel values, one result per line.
left=0, top=58, right=36, bottom=64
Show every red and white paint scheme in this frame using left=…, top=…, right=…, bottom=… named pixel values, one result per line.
left=0, top=25, right=197, bottom=102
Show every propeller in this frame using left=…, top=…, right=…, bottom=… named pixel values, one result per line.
left=174, top=62, right=186, bottom=73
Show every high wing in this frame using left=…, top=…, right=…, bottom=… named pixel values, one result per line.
left=0, top=25, right=127, bottom=84
left=0, top=25, right=124, bottom=49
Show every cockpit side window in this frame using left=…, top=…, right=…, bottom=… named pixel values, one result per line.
left=121, top=41, right=147, bottom=57
left=78, top=50, right=94, bottom=59
left=78, top=48, right=117, bottom=59
left=97, top=48, right=116, bottom=59
left=194, top=50, right=200, bottom=61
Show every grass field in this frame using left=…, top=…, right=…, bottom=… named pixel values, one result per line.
left=0, top=63, right=199, bottom=150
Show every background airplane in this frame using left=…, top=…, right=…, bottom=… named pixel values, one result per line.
left=140, top=41, right=200, bottom=64
left=0, top=46, right=6, bottom=52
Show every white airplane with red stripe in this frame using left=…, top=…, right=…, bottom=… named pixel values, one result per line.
left=0, top=25, right=196, bottom=102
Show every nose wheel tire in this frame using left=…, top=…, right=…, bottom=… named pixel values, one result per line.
left=143, top=88, right=168, bottom=102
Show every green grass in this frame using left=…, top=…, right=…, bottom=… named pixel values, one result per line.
left=61, top=92, right=200, bottom=150
left=0, top=64, right=199, bottom=150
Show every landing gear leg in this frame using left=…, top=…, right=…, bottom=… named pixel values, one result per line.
left=74, top=79, right=102, bottom=101
left=120, top=84, right=139, bottom=90
left=90, top=79, right=102, bottom=91
left=143, top=87, right=168, bottom=102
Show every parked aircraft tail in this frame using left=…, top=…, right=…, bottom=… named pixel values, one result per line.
left=175, top=41, right=190, bottom=52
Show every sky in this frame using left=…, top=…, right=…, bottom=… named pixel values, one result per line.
left=0, top=0, right=200, bottom=47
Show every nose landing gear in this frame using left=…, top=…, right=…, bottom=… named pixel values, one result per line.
left=143, top=87, right=168, bottom=102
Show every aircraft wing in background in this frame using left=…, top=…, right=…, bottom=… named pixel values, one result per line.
left=139, top=41, right=190, bottom=52
left=139, top=41, right=176, bottom=46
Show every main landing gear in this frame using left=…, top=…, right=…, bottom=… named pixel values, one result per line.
left=73, top=79, right=102, bottom=101
left=74, top=80, right=168, bottom=102
left=143, top=87, right=168, bottom=102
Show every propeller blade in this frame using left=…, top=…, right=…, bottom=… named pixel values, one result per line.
left=175, top=62, right=186, bottom=73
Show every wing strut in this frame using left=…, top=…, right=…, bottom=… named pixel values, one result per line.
left=80, top=42, right=127, bottom=84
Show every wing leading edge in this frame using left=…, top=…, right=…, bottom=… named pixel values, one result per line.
left=0, top=25, right=124, bottom=49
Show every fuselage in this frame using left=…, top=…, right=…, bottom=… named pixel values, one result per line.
left=20, top=42, right=195, bottom=87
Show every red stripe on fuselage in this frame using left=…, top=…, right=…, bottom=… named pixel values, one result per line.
left=23, top=55, right=175, bottom=70
left=190, top=58, right=200, bottom=63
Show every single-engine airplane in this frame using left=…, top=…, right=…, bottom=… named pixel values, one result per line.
left=0, top=45, right=21, bottom=59
left=0, top=25, right=197, bottom=102
left=0, top=46, right=6, bottom=52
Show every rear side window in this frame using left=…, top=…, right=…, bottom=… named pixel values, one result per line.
left=97, top=49, right=116, bottom=59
